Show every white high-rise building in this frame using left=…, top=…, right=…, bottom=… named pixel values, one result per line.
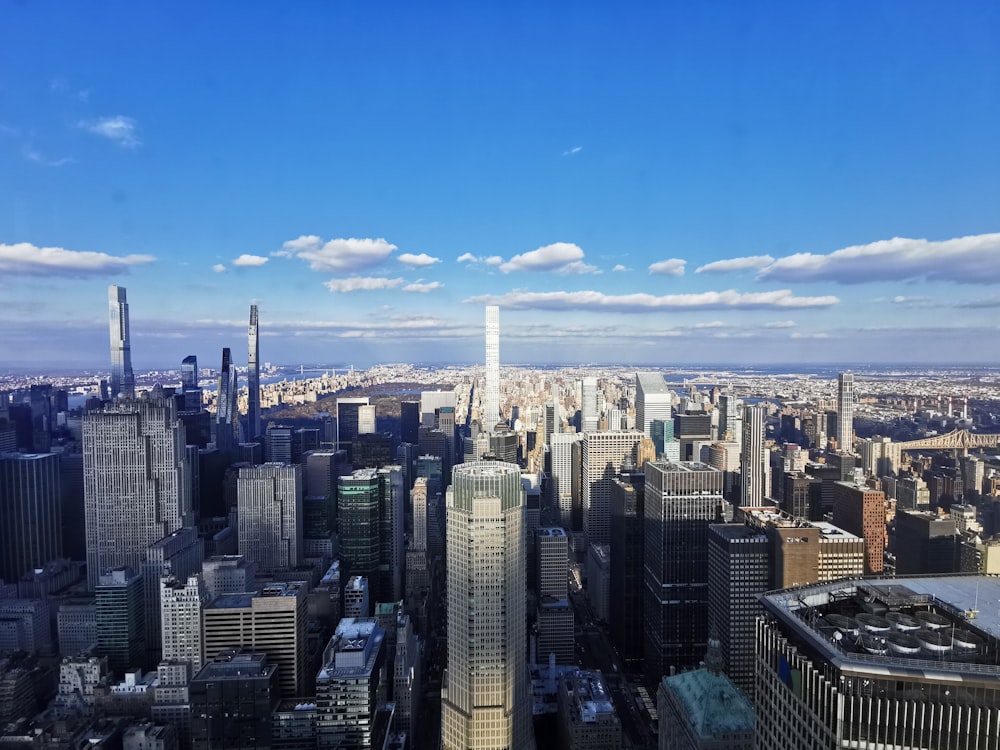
left=740, top=405, right=770, bottom=506
left=160, top=573, right=209, bottom=673
left=441, top=462, right=533, bottom=750
left=550, top=433, right=582, bottom=529
left=837, top=372, right=855, bottom=453
left=580, top=377, right=599, bottom=432
left=247, top=304, right=261, bottom=441
left=83, top=398, right=192, bottom=589
left=635, top=372, right=672, bottom=439
left=237, top=463, right=303, bottom=573
left=412, top=476, right=428, bottom=552
left=108, top=285, right=135, bottom=399
left=485, top=305, right=501, bottom=430
left=582, top=430, right=644, bottom=545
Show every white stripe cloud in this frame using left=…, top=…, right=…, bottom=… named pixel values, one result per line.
left=403, top=280, right=443, bottom=293
left=465, top=288, right=838, bottom=312
left=0, top=242, right=154, bottom=276
left=324, top=276, right=404, bottom=293
left=695, top=255, right=774, bottom=273
left=398, top=252, right=441, bottom=267
left=78, top=116, right=140, bottom=148
left=232, top=254, right=269, bottom=267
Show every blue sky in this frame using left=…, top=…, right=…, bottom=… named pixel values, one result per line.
left=2, top=1, right=1000, bottom=370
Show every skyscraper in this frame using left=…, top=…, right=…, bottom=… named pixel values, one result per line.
left=740, top=404, right=770, bottom=506
left=635, top=372, right=672, bottom=439
left=837, top=372, right=855, bottom=452
left=581, top=430, right=644, bottom=545
left=484, top=305, right=500, bottom=430
left=0, top=452, right=62, bottom=584
left=441, top=461, right=532, bottom=749
left=160, top=573, right=210, bottom=674
left=83, top=398, right=193, bottom=589
left=580, top=377, right=599, bottom=432
left=237, top=463, right=303, bottom=573
left=643, top=461, right=731, bottom=682
left=216, top=347, right=239, bottom=451
left=180, top=355, right=201, bottom=412
left=550, top=432, right=582, bottom=529
left=108, top=285, right=135, bottom=399
left=247, top=304, right=261, bottom=441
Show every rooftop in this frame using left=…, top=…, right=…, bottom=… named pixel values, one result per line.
left=662, top=667, right=755, bottom=737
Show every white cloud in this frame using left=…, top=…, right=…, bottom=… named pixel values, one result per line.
left=232, top=254, right=269, bottom=267
left=485, top=255, right=503, bottom=267
left=22, top=147, right=74, bottom=167
left=695, top=255, right=774, bottom=274
left=764, top=320, right=797, bottom=329
left=78, top=116, right=140, bottom=148
left=398, top=252, right=441, bottom=267
left=791, top=332, right=831, bottom=339
left=0, top=242, right=154, bottom=276
left=612, top=264, right=630, bottom=272
left=324, top=276, right=404, bottom=293
left=457, top=252, right=477, bottom=263
left=500, top=242, right=599, bottom=274
left=403, top=280, right=443, bottom=293
left=466, top=288, right=839, bottom=312
left=648, top=258, right=686, bottom=276
left=562, top=146, right=583, bottom=156
left=276, top=235, right=397, bottom=273
left=692, top=321, right=726, bottom=329
left=757, top=233, right=1000, bottom=284
left=212, top=264, right=227, bottom=273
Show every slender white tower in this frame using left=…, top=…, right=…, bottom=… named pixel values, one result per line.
left=248, top=304, right=261, bottom=441
left=485, top=305, right=500, bottom=430
left=837, top=372, right=855, bottom=453
left=740, top=404, right=770, bottom=506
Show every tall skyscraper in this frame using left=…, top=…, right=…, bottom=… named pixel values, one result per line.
left=83, top=398, right=193, bottom=589
left=580, top=377, right=599, bottom=432
left=0, top=452, right=62, bottom=584
left=247, top=304, right=261, bottom=441
left=610, top=475, right=644, bottom=668
left=180, top=355, right=201, bottom=412
left=237, top=463, right=303, bottom=573
left=643, top=461, right=731, bottom=682
left=550, top=433, right=582, bottom=529
left=160, top=573, right=210, bottom=674
left=535, top=527, right=573, bottom=664
left=108, top=285, right=135, bottom=399
left=441, top=461, right=532, bottom=749
left=837, top=372, right=855, bottom=452
left=740, top=404, right=770, bottom=506
left=484, top=305, right=500, bottom=430
left=95, top=566, right=145, bottom=674
left=635, top=372, right=672, bottom=439
left=216, top=347, right=239, bottom=451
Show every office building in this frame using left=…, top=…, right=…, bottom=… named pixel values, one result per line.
left=484, top=305, right=500, bottom=429
left=0, top=598, right=50, bottom=654
left=108, top=285, right=135, bottom=400
left=895, top=510, right=958, bottom=575
left=315, top=617, right=388, bottom=749
left=141, top=527, right=203, bottom=660
left=237, top=463, right=303, bottom=573
left=202, top=555, right=258, bottom=600
left=581, top=430, right=643, bottom=545
left=122, top=722, right=178, bottom=750
left=247, top=304, right=261, bottom=442
left=635, top=372, right=672, bottom=439
left=376, top=466, right=405, bottom=603
left=400, top=401, right=420, bottom=444
left=536, top=527, right=573, bottom=665
left=836, top=372, right=854, bottom=453
left=190, top=651, right=278, bottom=750
left=586, top=542, right=611, bottom=623
left=338, top=469, right=382, bottom=596
left=441, top=462, right=532, bottom=750
left=740, top=404, right=769, bottom=506
left=392, top=612, right=421, bottom=737
left=657, top=640, right=754, bottom=750
left=83, top=398, right=193, bottom=590
left=160, top=574, right=210, bottom=674
left=0, top=452, right=61, bottom=584
left=58, top=598, right=97, bottom=656
left=706, top=524, right=769, bottom=697
left=717, top=390, right=742, bottom=442
left=180, top=354, right=202, bottom=412
left=557, top=670, right=622, bottom=750
left=95, top=567, right=144, bottom=675
left=832, top=481, right=886, bottom=574
left=580, top=377, right=599, bottom=432
left=336, top=397, right=369, bottom=458
left=757, top=576, right=1000, bottom=749
left=609, top=475, right=644, bottom=667
left=644, top=461, right=731, bottom=682
left=419, top=390, right=455, bottom=428
left=202, top=582, right=307, bottom=698
left=344, top=575, right=370, bottom=619
left=215, top=347, right=239, bottom=452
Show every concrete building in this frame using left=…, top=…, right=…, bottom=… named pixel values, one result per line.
left=832, top=481, right=886, bottom=574
left=580, top=377, right=599, bottom=433
left=141, top=527, right=203, bottom=662
left=202, top=583, right=307, bottom=699
left=237, top=463, right=303, bottom=574
left=83, top=398, right=193, bottom=589
left=757, top=576, right=1000, bottom=749
left=550, top=433, right=582, bottom=530
left=636, top=372, right=672, bottom=439
left=739, top=404, right=769, bottom=507
left=581, top=430, right=644, bottom=545
left=836, top=372, right=854, bottom=452
left=441, top=462, right=532, bottom=750
left=202, top=555, right=258, bottom=600
left=190, top=651, right=278, bottom=750
left=536, top=528, right=573, bottom=665
left=58, top=598, right=97, bottom=656
left=160, top=574, right=209, bottom=674
left=344, top=576, right=370, bottom=619
left=557, top=670, right=622, bottom=750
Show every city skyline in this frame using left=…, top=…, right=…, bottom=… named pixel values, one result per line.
left=2, top=4, right=1000, bottom=368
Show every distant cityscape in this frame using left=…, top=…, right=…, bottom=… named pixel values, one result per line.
left=3, top=285, right=1000, bottom=749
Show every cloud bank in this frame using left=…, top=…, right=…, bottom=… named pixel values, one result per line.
left=466, top=288, right=838, bottom=312
left=0, top=242, right=154, bottom=276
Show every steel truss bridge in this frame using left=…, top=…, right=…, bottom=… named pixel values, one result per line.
left=896, top=430, right=1000, bottom=454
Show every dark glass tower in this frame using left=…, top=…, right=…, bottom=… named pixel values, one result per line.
left=216, top=348, right=239, bottom=452
left=108, top=285, right=135, bottom=399
left=247, top=304, right=260, bottom=441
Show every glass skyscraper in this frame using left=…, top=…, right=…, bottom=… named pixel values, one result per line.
left=108, top=285, right=135, bottom=399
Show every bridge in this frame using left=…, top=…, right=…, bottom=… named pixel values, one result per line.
left=896, top=429, right=1000, bottom=454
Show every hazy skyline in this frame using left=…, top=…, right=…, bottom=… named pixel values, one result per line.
left=2, top=3, right=999, bottom=368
